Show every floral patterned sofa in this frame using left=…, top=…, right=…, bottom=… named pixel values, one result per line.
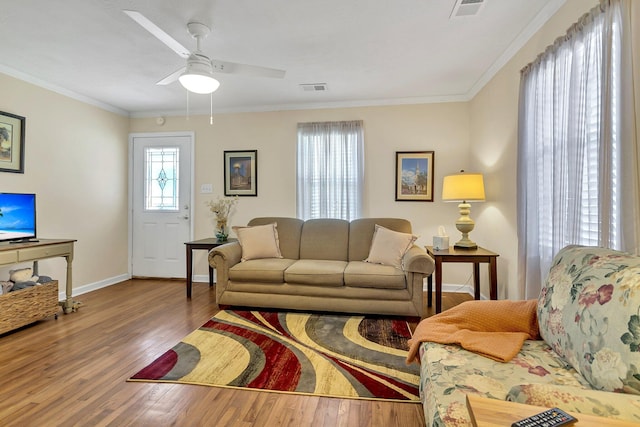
left=417, top=245, right=640, bottom=426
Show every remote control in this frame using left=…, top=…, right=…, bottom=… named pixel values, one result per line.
left=511, top=407, right=577, bottom=427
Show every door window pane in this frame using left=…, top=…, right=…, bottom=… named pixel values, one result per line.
left=144, top=147, right=179, bottom=211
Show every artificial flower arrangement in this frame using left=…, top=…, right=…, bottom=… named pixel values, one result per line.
left=205, top=196, right=239, bottom=241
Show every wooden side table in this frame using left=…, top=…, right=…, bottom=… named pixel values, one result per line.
left=184, top=238, right=237, bottom=298
left=425, top=245, right=499, bottom=313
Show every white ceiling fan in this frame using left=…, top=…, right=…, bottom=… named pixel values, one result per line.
left=123, top=10, right=286, bottom=94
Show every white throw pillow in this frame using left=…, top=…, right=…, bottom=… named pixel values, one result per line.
left=365, top=224, right=417, bottom=269
left=233, top=223, right=283, bottom=261
left=9, top=268, right=36, bottom=283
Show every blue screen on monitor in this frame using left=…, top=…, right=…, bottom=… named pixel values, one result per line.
left=0, top=193, right=36, bottom=242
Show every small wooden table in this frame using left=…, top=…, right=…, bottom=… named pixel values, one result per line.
left=466, top=394, right=632, bottom=426
left=0, top=238, right=79, bottom=313
left=184, top=238, right=237, bottom=298
left=426, top=245, right=499, bottom=313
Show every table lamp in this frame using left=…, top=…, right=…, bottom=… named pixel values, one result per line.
left=442, top=170, right=485, bottom=249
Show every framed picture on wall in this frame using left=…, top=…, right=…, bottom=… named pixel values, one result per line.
left=0, top=111, right=26, bottom=174
left=395, top=151, right=434, bottom=201
left=224, top=150, right=258, bottom=196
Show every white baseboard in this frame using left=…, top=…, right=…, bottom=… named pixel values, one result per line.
left=193, top=274, right=211, bottom=283
left=59, top=274, right=483, bottom=301
left=59, top=272, right=211, bottom=301
left=423, top=281, right=485, bottom=299
left=58, top=273, right=130, bottom=300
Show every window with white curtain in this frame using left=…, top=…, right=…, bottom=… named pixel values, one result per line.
left=296, top=121, right=364, bottom=220
left=517, top=0, right=630, bottom=298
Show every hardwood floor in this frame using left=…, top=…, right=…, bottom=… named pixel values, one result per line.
left=0, top=280, right=471, bottom=427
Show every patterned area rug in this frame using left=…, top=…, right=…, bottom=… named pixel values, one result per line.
left=129, top=310, right=420, bottom=402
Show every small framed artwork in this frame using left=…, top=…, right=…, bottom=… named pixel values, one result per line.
left=224, top=150, right=258, bottom=196
left=395, top=151, right=434, bottom=201
left=0, top=111, right=26, bottom=174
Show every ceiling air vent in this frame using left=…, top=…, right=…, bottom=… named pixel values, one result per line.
left=450, top=0, right=485, bottom=18
left=300, top=83, right=328, bottom=92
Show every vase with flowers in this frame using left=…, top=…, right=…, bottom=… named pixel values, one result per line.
left=205, top=196, right=239, bottom=242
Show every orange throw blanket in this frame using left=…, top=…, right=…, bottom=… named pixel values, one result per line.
left=406, top=299, right=540, bottom=364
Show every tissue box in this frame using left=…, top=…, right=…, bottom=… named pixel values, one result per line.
left=433, top=236, right=449, bottom=250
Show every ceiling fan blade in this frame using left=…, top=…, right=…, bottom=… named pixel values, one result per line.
left=123, top=10, right=191, bottom=59
left=211, top=59, right=286, bottom=79
left=156, top=67, right=186, bottom=85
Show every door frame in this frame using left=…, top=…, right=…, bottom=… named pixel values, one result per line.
left=128, top=131, right=195, bottom=277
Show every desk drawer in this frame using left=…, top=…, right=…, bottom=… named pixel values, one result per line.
left=0, top=251, right=19, bottom=264
left=18, top=244, right=72, bottom=261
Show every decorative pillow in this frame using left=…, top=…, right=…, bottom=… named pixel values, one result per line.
left=365, top=224, right=417, bottom=269
left=9, top=268, right=37, bottom=283
left=232, top=223, right=283, bottom=262
left=537, top=245, right=640, bottom=393
left=37, top=275, right=54, bottom=284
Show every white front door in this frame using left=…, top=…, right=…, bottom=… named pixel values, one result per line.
left=130, top=133, right=193, bottom=278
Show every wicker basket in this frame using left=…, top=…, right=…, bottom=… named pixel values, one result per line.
left=0, top=280, right=59, bottom=335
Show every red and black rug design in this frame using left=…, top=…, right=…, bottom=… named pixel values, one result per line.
left=129, top=310, right=420, bottom=402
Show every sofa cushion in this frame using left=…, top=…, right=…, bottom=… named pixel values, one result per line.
left=365, top=224, right=417, bottom=269
left=348, top=218, right=412, bottom=261
left=248, top=217, right=303, bottom=260
left=233, top=223, right=283, bottom=261
left=299, top=219, right=349, bottom=261
left=284, top=259, right=347, bottom=286
left=538, top=245, right=640, bottom=393
left=419, top=340, right=591, bottom=427
left=344, top=261, right=406, bottom=289
left=229, top=258, right=298, bottom=283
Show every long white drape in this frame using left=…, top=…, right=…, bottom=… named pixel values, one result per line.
left=296, top=121, right=364, bottom=220
left=517, top=0, right=638, bottom=299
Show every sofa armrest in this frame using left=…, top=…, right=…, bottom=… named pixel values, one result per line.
left=507, top=383, right=640, bottom=423
left=208, top=242, right=242, bottom=294
left=403, top=245, right=434, bottom=275
left=208, top=242, right=242, bottom=269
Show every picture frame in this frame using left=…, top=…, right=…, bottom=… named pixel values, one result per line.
left=0, top=111, right=26, bottom=174
left=395, top=151, right=434, bottom=201
left=224, top=150, right=258, bottom=196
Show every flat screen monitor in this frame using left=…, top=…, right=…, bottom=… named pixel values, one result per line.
left=0, top=192, right=36, bottom=243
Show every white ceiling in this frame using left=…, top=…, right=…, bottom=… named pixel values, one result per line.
left=0, top=0, right=564, bottom=117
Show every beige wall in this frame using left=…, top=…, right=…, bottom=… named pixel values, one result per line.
left=470, top=0, right=599, bottom=299
left=130, top=103, right=476, bottom=284
left=0, top=74, right=130, bottom=294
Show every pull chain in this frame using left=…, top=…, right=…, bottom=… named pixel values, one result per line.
left=210, top=92, right=214, bottom=125
left=186, top=90, right=190, bottom=120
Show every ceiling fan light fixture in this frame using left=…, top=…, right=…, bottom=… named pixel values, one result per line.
left=178, top=58, right=220, bottom=94
left=179, top=73, right=220, bottom=94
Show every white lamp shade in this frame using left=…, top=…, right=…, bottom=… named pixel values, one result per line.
left=442, top=172, right=485, bottom=202
left=179, top=73, right=220, bottom=94
left=178, top=59, right=220, bottom=94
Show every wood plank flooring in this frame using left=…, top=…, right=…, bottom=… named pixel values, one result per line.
left=0, top=280, right=471, bottom=427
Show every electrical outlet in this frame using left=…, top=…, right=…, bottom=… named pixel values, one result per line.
left=200, top=183, right=213, bottom=193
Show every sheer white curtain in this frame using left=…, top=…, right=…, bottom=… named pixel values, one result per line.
left=297, top=121, right=364, bottom=220
left=517, top=0, right=639, bottom=299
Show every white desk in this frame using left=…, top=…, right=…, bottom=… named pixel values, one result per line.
left=0, top=239, right=79, bottom=313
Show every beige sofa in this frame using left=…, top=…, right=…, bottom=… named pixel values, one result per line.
left=208, top=217, right=434, bottom=317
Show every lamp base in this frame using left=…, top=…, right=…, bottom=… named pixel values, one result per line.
left=454, top=202, right=477, bottom=249
left=453, top=238, right=478, bottom=249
